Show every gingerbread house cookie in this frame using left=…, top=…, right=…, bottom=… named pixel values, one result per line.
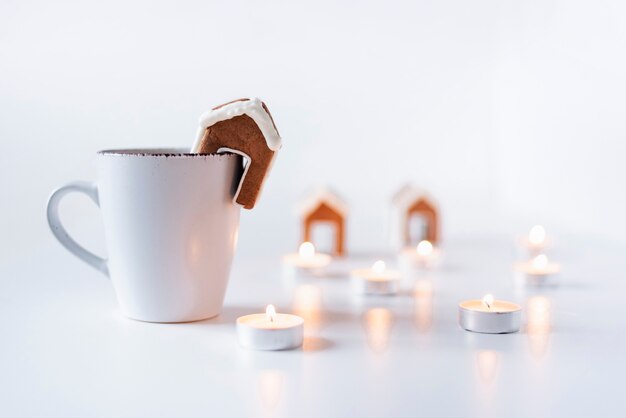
left=191, top=98, right=281, bottom=209
left=390, top=184, right=440, bottom=249
left=298, top=187, right=348, bottom=256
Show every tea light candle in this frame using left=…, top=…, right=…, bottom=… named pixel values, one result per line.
left=398, top=240, right=441, bottom=270
left=520, top=225, right=552, bottom=252
left=351, top=260, right=402, bottom=295
left=459, top=294, right=522, bottom=334
left=283, top=242, right=331, bottom=279
left=237, top=305, right=304, bottom=350
left=514, top=254, right=561, bottom=285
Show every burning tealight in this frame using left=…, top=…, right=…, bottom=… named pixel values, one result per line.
left=529, top=225, right=546, bottom=246
left=514, top=254, right=561, bottom=285
left=283, top=242, right=332, bottom=279
left=459, top=294, right=522, bottom=334
left=351, top=260, right=402, bottom=295
left=521, top=225, right=552, bottom=253
left=416, top=240, right=435, bottom=260
left=237, top=305, right=304, bottom=350
left=398, top=240, right=441, bottom=272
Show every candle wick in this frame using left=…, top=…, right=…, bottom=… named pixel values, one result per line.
left=482, top=294, right=494, bottom=310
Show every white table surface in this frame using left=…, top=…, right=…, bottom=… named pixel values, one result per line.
left=1, top=236, right=625, bottom=418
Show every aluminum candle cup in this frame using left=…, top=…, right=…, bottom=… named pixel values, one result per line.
left=458, top=297, right=522, bottom=334
left=282, top=242, right=331, bottom=280
left=519, top=225, right=552, bottom=254
left=514, top=254, right=561, bottom=285
left=237, top=305, right=304, bottom=351
left=397, top=240, right=441, bottom=271
left=351, top=261, right=402, bottom=295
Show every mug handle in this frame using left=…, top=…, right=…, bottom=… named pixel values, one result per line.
left=46, top=181, right=109, bottom=276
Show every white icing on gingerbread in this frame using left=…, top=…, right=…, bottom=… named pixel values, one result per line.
left=191, top=98, right=282, bottom=153
left=298, top=187, right=349, bottom=218
left=389, top=184, right=437, bottom=250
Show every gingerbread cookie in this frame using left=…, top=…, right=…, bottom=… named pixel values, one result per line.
left=191, top=98, right=281, bottom=209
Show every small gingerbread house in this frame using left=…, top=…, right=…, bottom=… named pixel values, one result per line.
left=192, top=98, right=281, bottom=210
left=390, top=184, right=439, bottom=249
left=298, top=188, right=348, bottom=256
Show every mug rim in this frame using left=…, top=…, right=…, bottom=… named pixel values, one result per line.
left=98, top=148, right=235, bottom=157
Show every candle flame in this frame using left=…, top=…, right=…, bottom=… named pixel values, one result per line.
left=529, top=225, right=546, bottom=245
left=532, top=254, right=549, bottom=270
left=372, top=260, right=386, bottom=274
left=482, top=294, right=494, bottom=309
left=298, top=242, right=315, bottom=258
left=416, top=240, right=434, bottom=257
left=265, top=304, right=276, bottom=322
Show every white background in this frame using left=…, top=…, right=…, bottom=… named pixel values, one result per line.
left=2, top=0, right=626, bottom=262
left=2, top=3, right=626, bottom=417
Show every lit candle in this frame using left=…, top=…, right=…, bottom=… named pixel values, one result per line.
left=521, top=225, right=552, bottom=253
left=351, top=260, right=402, bottom=295
left=282, top=242, right=331, bottom=279
left=398, top=240, right=441, bottom=272
left=514, top=254, right=561, bottom=285
left=237, top=305, right=304, bottom=350
left=459, top=294, right=522, bottom=334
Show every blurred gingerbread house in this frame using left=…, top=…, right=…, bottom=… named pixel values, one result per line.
left=299, top=188, right=348, bottom=256
left=390, top=184, right=439, bottom=249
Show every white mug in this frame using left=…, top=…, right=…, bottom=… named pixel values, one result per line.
left=47, top=148, right=242, bottom=323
